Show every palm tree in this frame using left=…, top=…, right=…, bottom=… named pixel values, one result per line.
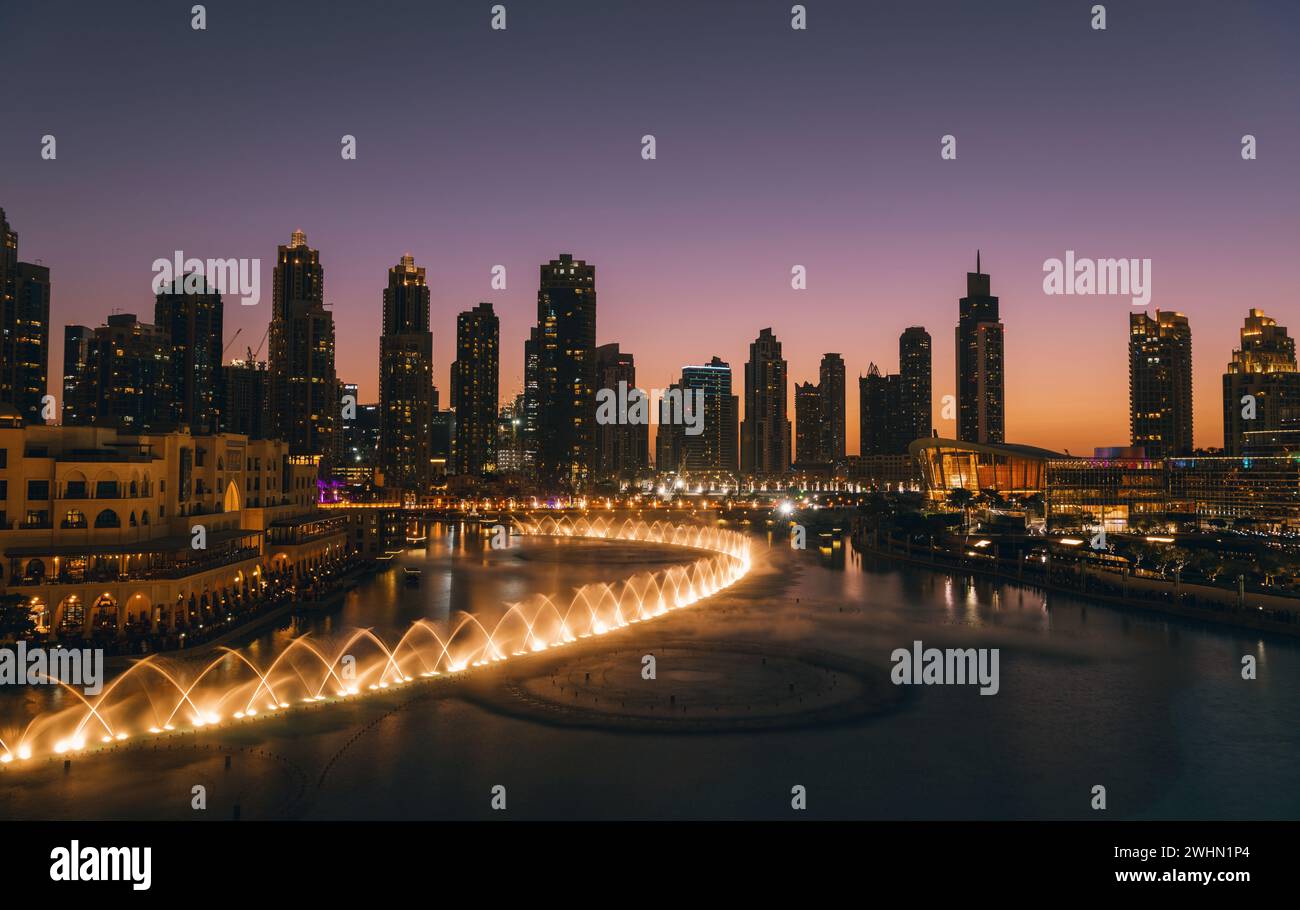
left=947, top=488, right=975, bottom=535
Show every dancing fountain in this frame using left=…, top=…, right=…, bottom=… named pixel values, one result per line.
left=0, top=517, right=750, bottom=765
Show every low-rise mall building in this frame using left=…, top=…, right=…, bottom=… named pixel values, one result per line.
left=0, top=407, right=349, bottom=639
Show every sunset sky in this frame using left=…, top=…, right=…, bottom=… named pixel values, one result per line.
left=3, top=0, right=1298, bottom=455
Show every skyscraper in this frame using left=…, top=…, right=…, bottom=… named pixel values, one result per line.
left=452, top=302, right=500, bottom=476
left=656, top=381, right=685, bottom=472
left=740, top=328, right=791, bottom=475
left=1130, top=309, right=1193, bottom=459
left=795, top=380, right=823, bottom=465
left=522, top=327, right=541, bottom=474
left=69, top=314, right=176, bottom=432
left=155, top=275, right=223, bottom=435
left=339, top=381, right=380, bottom=486
left=955, top=254, right=1004, bottom=445
left=62, top=325, right=93, bottom=426
left=818, top=353, right=845, bottom=463
left=594, top=343, right=649, bottom=478
left=680, top=357, right=738, bottom=473
left=378, top=254, right=434, bottom=491
left=899, top=326, right=932, bottom=447
left=531, top=254, right=597, bottom=489
left=267, top=230, right=337, bottom=467
left=859, top=363, right=902, bottom=455
left=0, top=210, right=50, bottom=425
left=496, top=394, right=528, bottom=474
left=1222, top=309, right=1300, bottom=456
left=222, top=354, right=268, bottom=439
left=0, top=210, right=18, bottom=416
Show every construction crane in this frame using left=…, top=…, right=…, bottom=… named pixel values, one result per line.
left=252, top=324, right=270, bottom=361
left=222, top=324, right=270, bottom=365
left=222, top=327, right=242, bottom=358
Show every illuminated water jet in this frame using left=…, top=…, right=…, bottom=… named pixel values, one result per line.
left=0, top=517, right=750, bottom=764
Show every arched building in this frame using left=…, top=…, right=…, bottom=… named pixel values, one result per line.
left=0, top=418, right=348, bottom=639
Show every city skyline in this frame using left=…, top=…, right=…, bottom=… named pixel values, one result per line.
left=3, top=1, right=1298, bottom=455
left=3, top=0, right=1299, bottom=869
left=13, top=211, right=1300, bottom=464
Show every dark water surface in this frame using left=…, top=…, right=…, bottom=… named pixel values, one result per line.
left=2, top=523, right=1296, bottom=820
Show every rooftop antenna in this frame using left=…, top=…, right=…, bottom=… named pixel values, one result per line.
left=976, top=249, right=981, bottom=274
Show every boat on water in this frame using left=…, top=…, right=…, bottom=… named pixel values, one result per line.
left=375, top=551, right=402, bottom=570
left=403, top=567, right=422, bottom=586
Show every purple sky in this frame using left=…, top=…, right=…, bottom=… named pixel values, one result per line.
left=3, top=0, right=1298, bottom=454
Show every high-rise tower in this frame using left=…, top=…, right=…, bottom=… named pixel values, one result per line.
left=155, top=275, right=223, bottom=435
left=955, top=253, right=1004, bottom=444
left=379, top=254, right=434, bottom=491
left=899, top=326, right=932, bottom=448
left=267, top=230, right=337, bottom=469
left=1223, top=309, right=1300, bottom=455
left=818, top=353, right=846, bottom=463
left=1129, top=309, right=1193, bottom=458
left=740, top=328, right=791, bottom=474
left=452, top=302, right=499, bottom=476
left=532, top=254, right=597, bottom=489
left=0, top=210, right=50, bottom=424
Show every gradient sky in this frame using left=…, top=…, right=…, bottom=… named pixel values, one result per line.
left=3, top=0, right=1298, bottom=456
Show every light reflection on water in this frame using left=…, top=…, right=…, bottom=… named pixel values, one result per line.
left=0, top=521, right=692, bottom=722
left=6, top=525, right=1300, bottom=820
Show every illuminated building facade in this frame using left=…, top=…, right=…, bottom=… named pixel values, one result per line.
left=955, top=254, right=1004, bottom=445
left=0, top=417, right=347, bottom=638
left=0, top=210, right=50, bottom=426
left=795, top=381, right=822, bottom=465
left=1129, top=309, right=1192, bottom=459
left=155, top=275, right=224, bottom=436
left=1166, top=456, right=1300, bottom=529
left=221, top=357, right=268, bottom=439
left=267, top=230, right=337, bottom=469
left=740, top=328, right=790, bottom=475
left=451, top=302, right=499, bottom=476
left=910, top=438, right=1058, bottom=501
left=496, top=394, right=527, bottom=474
left=679, top=357, right=737, bottom=473
left=1044, top=454, right=1166, bottom=532
left=1047, top=455, right=1300, bottom=533
left=379, top=255, right=434, bottom=491
left=843, top=454, right=920, bottom=490
left=531, top=254, right=597, bottom=489
left=1222, top=309, right=1300, bottom=456
left=61, top=325, right=93, bottom=426
left=521, top=327, right=540, bottom=473
left=64, top=314, right=177, bottom=433
left=915, top=438, right=1300, bottom=533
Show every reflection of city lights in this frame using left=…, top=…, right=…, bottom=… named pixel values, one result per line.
left=4, top=518, right=751, bottom=764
